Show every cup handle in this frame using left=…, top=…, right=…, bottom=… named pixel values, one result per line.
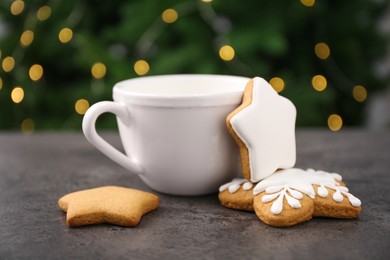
left=82, top=101, right=143, bottom=175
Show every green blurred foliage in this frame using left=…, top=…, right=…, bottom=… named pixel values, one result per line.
left=0, top=0, right=388, bottom=130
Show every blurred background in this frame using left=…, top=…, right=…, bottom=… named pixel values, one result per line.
left=0, top=0, right=389, bottom=134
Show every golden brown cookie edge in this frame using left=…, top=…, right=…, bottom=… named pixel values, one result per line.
left=226, top=79, right=254, bottom=181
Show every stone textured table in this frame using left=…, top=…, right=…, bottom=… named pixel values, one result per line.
left=1, top=130, right=389, bottom=259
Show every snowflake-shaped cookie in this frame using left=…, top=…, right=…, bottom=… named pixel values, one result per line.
left=218, top=168, right=362, bottom=227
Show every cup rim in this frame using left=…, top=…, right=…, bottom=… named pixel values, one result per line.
left=113, top=74, right=249, bottom=107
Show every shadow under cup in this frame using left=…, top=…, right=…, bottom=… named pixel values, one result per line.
left=106, top=75, right=249, bottom=195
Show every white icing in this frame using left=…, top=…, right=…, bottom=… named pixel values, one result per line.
left=266, top=185, right=284, bottom=193
left=254, top=168, right=361, bottom=214
left=333, top=190, right=343, bottom=202
left=228, top=183, right=241, bottom=193
left=262, top=192, right=280, bottom=202
left=219, top=178, right=253, bottom=193
left=219, top=168, right=362, bottom=215
left=271, top=192, right=284, bottom=214
left=285, top=191, right=301, bottom=208
left=230, top=77, right=297, bottom=182
left=288, top=188, right=304, bottom=199
left=345, top=193, right=362, bottom=207
left=242, top=181, right=253, bottom=190
left=317, top=185, right=328, bottom=197
left=307, top=168, right=343, bottom=182
left=262, top=186, right=304, bottom=214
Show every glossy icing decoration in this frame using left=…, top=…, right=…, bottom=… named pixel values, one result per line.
left=230, top=77, right=297, bottom=182
left=219, top=168, right=361, bottom=215
left=219, top=178, right=253, bottom=193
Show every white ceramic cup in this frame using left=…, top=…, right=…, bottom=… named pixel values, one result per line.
left=82, top=74, right=249, bottom=195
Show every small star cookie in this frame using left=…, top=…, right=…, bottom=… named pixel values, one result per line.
left=58, top=186, right=159, bottom=227
left=226, top=77, right=297, bottom=182
left=218, top=169, right=361, bottom=227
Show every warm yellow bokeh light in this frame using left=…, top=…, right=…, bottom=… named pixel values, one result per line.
left=202, top=0, right=213, bottom=3
left=353, top=85, right=367, bottom=102
left=315, top=42, right=330, bottom=60
left=328, top=114, right=343, bottom=132
left=29, top=64, right=44, bottom=81
left=37, top=6, right=51, bottom=21
left=0, top=77, right=3, bottom=90
left=300, top=0, right=315, bottom=7
left=2, top=56, right=15, bottom=73
left=162, top=9, right=178, bottom=24
left=312, top=75, right=327, bottom=91
left=75, top=99, right=90, bottom=115
left=219, top=45, right=235, bottom=61
left=20, top=30, right=34, bottom=47
left=269, top=77, right=285, bottom=93
left=58, top=28, right=73, bottom=43
left=91, top=63, right=107, bottom=79
left=11, top=0, right=24, bottom=15
left=11, top=87, right=24, bottom=104
left=21, top=118, right=35, bottom=135
left=134, top=60, right=150, bottom=76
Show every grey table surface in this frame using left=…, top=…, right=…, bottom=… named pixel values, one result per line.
left=1, top=130, right=389, bottom=259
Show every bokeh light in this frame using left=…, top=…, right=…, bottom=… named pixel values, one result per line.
left=10, top=0, right=24, bottom=16
left=328, top=114, right=343, bottom=131
left=91, top=63, right=107, bottom=79
left=134, top=60, right=150, bottom=76
left=20, top=30, right=34, bottom=47
left=311, top=75, right=327, bottom=91
left=315, top=43, right=330, bottom=60
left=219, top=45, right=235, bottom=61
left=0, top=0, right=384, bottom=132
left=269, top=77, right=285, bottom=93
left=300, top=0, right=315, bottom=7
left=37, top=6, right=51, bottom=21
left=75, top=99, right=90, bottom=115
left=11, top=87, right=24, bottom=104
left=58, top=28, right=73, bottom=44
left=21, top=118, right=35, bottom=135
left=2, top=56, right=15, bottom=73
left=29, top=64, right=44, bottom=81
left=353, top=85, right=367, bottom=102
left=162, top=9, right=178, bottom=24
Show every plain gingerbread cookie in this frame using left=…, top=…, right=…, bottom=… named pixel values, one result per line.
left=58, top=186, right=159, bottom=227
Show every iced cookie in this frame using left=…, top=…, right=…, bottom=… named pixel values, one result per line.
left=218, top=179, right=255, bottom=211
left=253, top=168, right=361, bottom=227
left=312, top=185, right=361, bottom=218
left=226, top=77, right=297, bottom=182
left=218, top=169, right=361, bottom=227
left=58, top=186, right=159, bottom=228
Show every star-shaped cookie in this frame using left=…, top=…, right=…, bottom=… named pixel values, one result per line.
left=226, top=77, right=297, bottom=182
left=58, top=186, right=159, bottom=227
